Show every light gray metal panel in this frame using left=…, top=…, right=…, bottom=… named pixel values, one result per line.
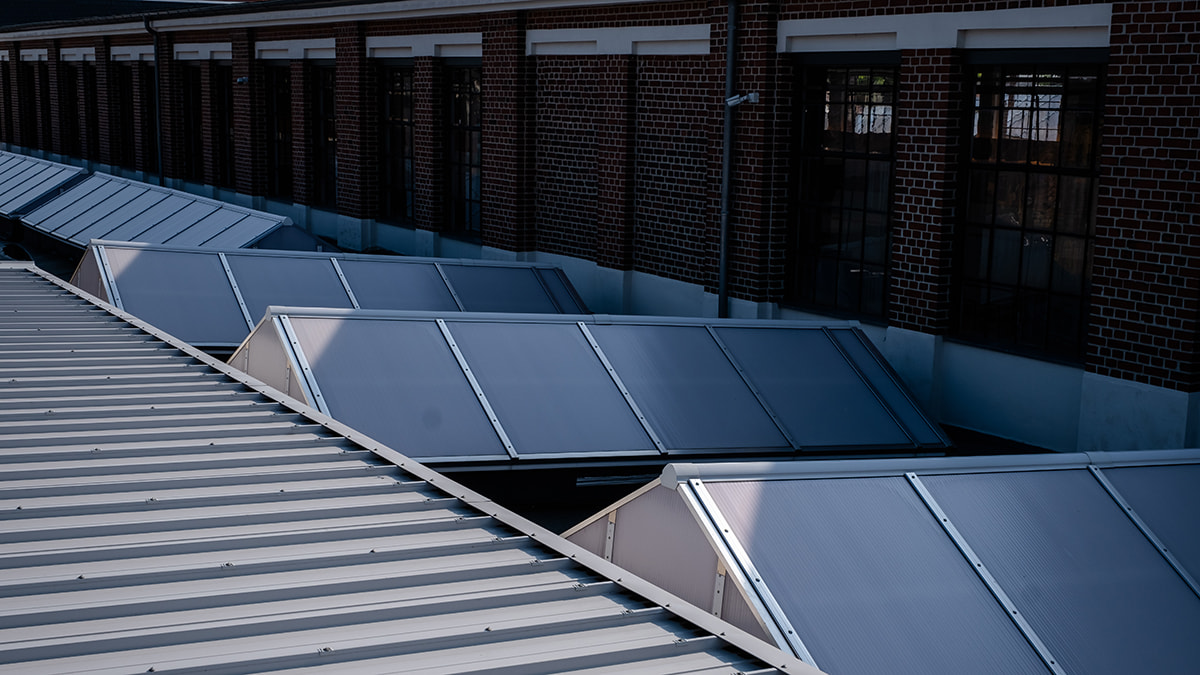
left=160, top=208, right=248, bottom=247
left=0, top=166, right=66, bottom=213
left=566, top=514, right=611, bottom=557
left=24, top=176, right=124, bottom=233
left=714, top=326, right=911, bottom=448
left=200, top=214, right=283, bottom=248
left=226, top=255, right=353, bottom=323
left=284, top=316, right=506, bottom=459
left=446, top=321, right=655, bottom=456
left=66, top=189, right=170, bottom=244
left=440, top=265, right=561, bottom=313
left=828, top=329, right=947, bottom=446
left=102, top=246, right=249, bottom=346
left=704, top=477, right=1049, bottom=674
left=54, top=184, right=151, bottom=241
left=922, top=469, right=1200, bottom=675
left=1102, top=463, right=1200, bottom=581
left=587, top=324, right=790, bottom=451
left=135, top=201, right=221, bottom=244
left=100, top=193, right=193, bottom=242
left=337, top=259, right=460, bottom=311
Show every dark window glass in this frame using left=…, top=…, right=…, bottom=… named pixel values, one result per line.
left=212, top=63, right=234, bottom=188
left=82, top=62, right=99, bottom=161
left=179, top=63, right=204, bottom=182
left=955, top=63, right=1103, bottom=361
left=263, top=64, right=293, bottom=200
left=379, top=65, right=414, bottom=223
left=18, top=62, right=38, bottom=149
left=787, top=65, right=898, bottom=319
left=447, top=65, right=481, bottom=236
left=59, top=62, right=81, bottom=157
left=37, top=62, right=52, bottom=150
left=138, top=64, right=158, bottom=174
left=1, top=63, right=13, bottom=143
left=113, top=63, right=137, bottom=170
left=309, top=64, right=337, bottom=208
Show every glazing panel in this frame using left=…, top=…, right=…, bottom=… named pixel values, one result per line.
left=68, top=190, right=169, bottom=244
left=1103, top=463, right=1200, bottom=581
left=104, top=247, right=248, bottom=345
left=162, top=209, right=247, bottom=247
left=101, top=194, right=192, bottom=242
left=713, top=327, right=910, bottom=448
left=201, top=215, right=281, bottom=248
left=447, top=321, right=654, bottom=455
left=830, top=329, right=945, bottom=445
left=588, top=324, right=788, bottom=451
left=24, top=175, right=112, bottom=229
left=0, top=165, right=57, bottom=213
left=225, top=255, right=352, bottom=323
left=924, top=469, right=1200, bottom=674
left=135, top=202, right=220, bottom=244
left=287, top=317, right=505, bottom=459
left=705, top=478, right=1048, bottom=674
left=337, top=259, right=459, bottom=311
left=536, top=268, right=587, bottom=313
left=439, top=265, right=559, bottom=313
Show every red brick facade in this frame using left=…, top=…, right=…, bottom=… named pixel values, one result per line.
left=0, top=0, right=1197, bottom=397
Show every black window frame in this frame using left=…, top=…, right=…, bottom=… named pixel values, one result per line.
left=786, top=54, right=901, bottom=321
left=952, top=49, right=1106, bottom=362
left=445, top=62, right=481, bottom=237
left=378, top=61, right=415, bottom=224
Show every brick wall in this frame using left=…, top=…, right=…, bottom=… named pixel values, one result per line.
left=481, top=12, right=535, bottom=252
left=1091, top=1, right=1200, bottom=391
left=335, top=22, right=373, bottom=220
left=412, top=56, right=446, bottom=233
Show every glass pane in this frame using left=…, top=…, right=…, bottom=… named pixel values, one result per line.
left=1103, top=464, right=1200, bottom=581
left=288, top=317, right=505, bottom=459
left=588, top=324, right=788, bottom=451
left=1021, top=232, right=1052, bottom=289
left=990, top=228, right=1021, bottom=286
left=1051, top=235, right=1088, bottom=295
left=104, top=247, right=248, bottom=346
left=225, top=255, right=353, bottom=323
left=962, top=226, right=990, bottom=281
left=924, top=470, right=1200, bottom=675
left=447, top=321, right=654, bottom=455
left=967, top=169, right=996, bottom=225
left=1024, top=174, right=1057, bottom=231
left=714, top=327, right=910, bottom=447
left=439, top=265, right=559, bottom=313
left=705, top=478, right=1048, bottom=675
left=1056, top=176, right=1093, bottom=235
left=995, top=172, right=1025, bottom=227
left=337, top=259, right=459, bottom=311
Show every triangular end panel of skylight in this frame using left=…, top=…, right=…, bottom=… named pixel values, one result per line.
left=229, top=309, right=949, bottom=466
left=20, top=173, right=291, bottom=249
left=0, top=152, right=87, bottom=217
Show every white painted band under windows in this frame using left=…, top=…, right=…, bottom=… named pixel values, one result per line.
left=778, top=4, right=1112, bottom=53
left=526, top=25, right=710, bottom=56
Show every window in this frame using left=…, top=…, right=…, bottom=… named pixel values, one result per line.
left=82, top=62, right=99, bottom=161
left=787, top=63, right=898, bottom=319
left=309, top=64, right=337, bottom=208
left=59, top=62, right=81, bottom=158
left=137, top=63, right=158, bottom=173
left=263, top=64, right=292, bottom=200
left=113, top=63, right=138, bottom=170
left=446, top=65, right=481, bottom=236
left=212, top=63, right=234, bottom=188
left=17, top=62, right=38, bottom=149
left=1, top=63, right=12, bottom=144
left=379, top=64, right=414, bottom=223
left=36, top=62, right=51, bottom=150
left=954, top=59, right=1103, bottom=361
left=179, top=63, right=204, bottom=182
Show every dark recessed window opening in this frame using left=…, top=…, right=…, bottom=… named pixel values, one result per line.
left=212, top=63, right=234, bottom=189
left=179, top=63, right=205, bottom=182
left=263, top=64, right=293, bottom=200
left=59, top=63, right=81, bottom=158
left=309, top=64, right=337, bottom=209
left=138, top=63, right=158, bottom=174
left=954, top=62, right=1103, bottom=362
left=379, top=65, right=415, bottom=223
left=446, top=65, right=481, bottom=236
left=787, top=64, right=898, bottom=320
left=113, top=63, right=139, bottom=171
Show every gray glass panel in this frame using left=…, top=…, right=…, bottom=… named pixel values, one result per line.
left=69, top=190, right=169, bottom=244
left=337, top=259, right=460, bottom=311
left=924, top=470, right=1200, bottom=674
left=705, top=478, right=1047, bottom=675
left=447, top=321, right=654, bottom=455
left=536, top=268, right=586, bottom=313
left=104, top=247, right=248, bottom=345
left=162, top=209, right=247, bottom=247
left=101, top=194, right=192, bottom=242
left=588, top=324, right=788, bottom=451
left=439, top=265, right=559, bottom=313
left=1102, top=463, right=1200, bottom=583
left=0, top=165, right=62, bottom=213
left=136, top=202, right=220, bottom=244
left=56, top=185, right=150, bottom=241
left=202, top=215, right=281, bottom=248
left=28, top=177, right=123, bottom=233
left=225, top=255, right=352, bottom=323
left=830, top=329, right=946, bottom=445
left=714, top=327, right=911, bottom=448
left=288, top=317, right=504, bottom=459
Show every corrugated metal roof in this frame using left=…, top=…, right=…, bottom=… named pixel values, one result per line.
left=0, top=152, right=86, bottom=217
left=68, top=241, right=588, bottom=349
left=566, top=454, right=1200, bottom=675
left=0, top=262, right=815, bottom=675
left=229, top=307, right=949, bottom=467
left=20, top=173, right=295, bottom=249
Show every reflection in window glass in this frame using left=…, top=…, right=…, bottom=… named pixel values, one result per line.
left=788, top=65, right=897, bottom=319
left=956, top=63, right=1103, bottom=361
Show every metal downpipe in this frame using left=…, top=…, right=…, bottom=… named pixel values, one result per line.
left=717, top=0, right=737, bottom=318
